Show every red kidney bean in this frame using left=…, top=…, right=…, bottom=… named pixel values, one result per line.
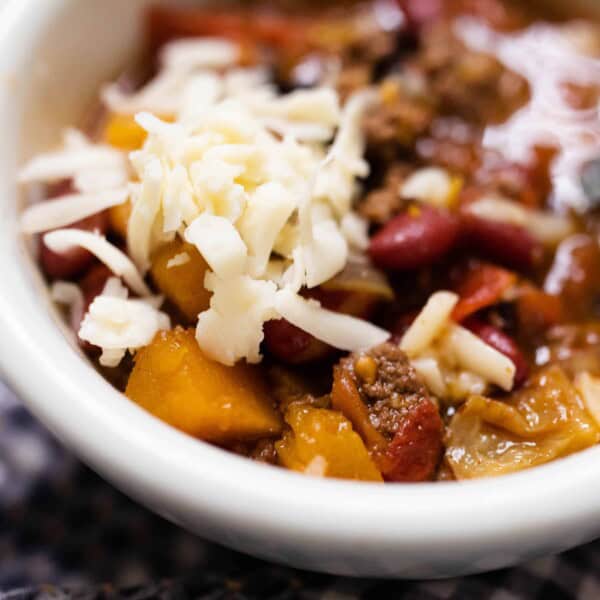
left=40, top=211, right=108, bottom=281
left=464, top=317, right=529, bottom=388
left=369, top=206, right=461, bottom=271
left=460, top=211, right=543, bottom=271
left=397, top=0, right=443, bottom=30
left=390, top=309, right=419, bottom=342
left=263, top=318, right=332, bottom=364
left=379, top=399, right=443, bottom=482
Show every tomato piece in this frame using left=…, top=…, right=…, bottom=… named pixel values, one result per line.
left=515, top=285, right=564, bottom=337
left=147, top=5, right=310, bottom=53
left=451, top=260, right=516, bottom=322
left=378, top=399, right=443, bottom=482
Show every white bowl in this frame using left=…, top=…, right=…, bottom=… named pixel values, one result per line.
left=2, top=0, right=600, bottom=579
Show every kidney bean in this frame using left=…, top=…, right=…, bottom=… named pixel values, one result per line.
left=397, top=0, right=444, bottom=30
left=263, top=318, right=332, bottom=364
left=369, top=206, right=461, bottom=271
left=378, top=399, right=443, bottom=482
left=460, top=211, right=543, bottom=271
left=40, top=211, right=108, bottom=281
left=390, top=309, right=419, bottom=341
left=464, top=317, right=529, bottom=388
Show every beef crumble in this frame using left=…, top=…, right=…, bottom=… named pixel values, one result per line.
left=340, top=342, right=432, bottom=440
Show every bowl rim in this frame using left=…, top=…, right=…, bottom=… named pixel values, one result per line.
left=2, top=0, right=600, bottom=564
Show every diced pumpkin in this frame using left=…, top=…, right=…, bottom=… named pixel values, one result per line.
left=126, top=327, right=282, bottom=443
left=446, top=366, right=600, bottom=479
left=108, top=200, right=132, bottom=239
left=150, top=239, right=212, bottom=322
left=104, top=114, right=147, bottom=150
left=276, top=405, right=383, bottom=482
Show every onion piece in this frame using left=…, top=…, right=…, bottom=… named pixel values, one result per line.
left=320, top=253, right=394, bottom=300
left=575, top=372, right=600, bottom=428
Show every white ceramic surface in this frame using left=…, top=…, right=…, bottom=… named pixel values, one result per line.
left=2, top=0, right=600, bottom=579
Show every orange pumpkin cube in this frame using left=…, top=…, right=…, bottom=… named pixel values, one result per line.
left=108, top=200, right=131, bottom=239
left=126, top=327, right=283, bottom=443
left=104, top=114, right=147, bottom=150
left=150, top=239, right=212, bottom=322
left=276, top=405, right=383, bottom=481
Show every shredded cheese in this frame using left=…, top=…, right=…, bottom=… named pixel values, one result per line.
left=456, top=17, right=600, bottom=213
left=21, top=36, right=390, bottom=367
left=19, top=130, right=126, bottom=185
left=79, top=279, right=170, bottom=367
left=411, top=357, right=447, bottom=398
left=400, top=167, right=455, bottom=208
left=50, top=281, right=84, bottom=328
left=400, top=291, right=459, bottom=358
left=274, top=288, right=390, bottom=352
left=440, top=324, right=516, bottom=392
left=400, top=290, right=516, bottom=397
left=166, top=252, right=190, bottom=269
left=43, top=229, right=151, bottom=297
left=185, top=214, right=247, bottom=279
left=21, top=189, right=128, bottom=234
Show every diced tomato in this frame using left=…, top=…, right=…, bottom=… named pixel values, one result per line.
left=378, top=399, right=443, bottom=482
left=451, top=260, right=516, bottom=322
left=515, top=285, right=564, bottom=337
left=147, top=5, right=311, bottom=54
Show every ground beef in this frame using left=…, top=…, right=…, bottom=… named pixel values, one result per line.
left=336, top=64, right=372, bottom=101
left=359, top=163, right=412, bottom=225
left=416, top=22, right=529, bottom=124
left=364, top=86, right=435, bottom=159
left=416, top=117, right=483, bottom=176
left=341, top=342, right=430, bottom=440
left=337, top=342, right=443, bottom=481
